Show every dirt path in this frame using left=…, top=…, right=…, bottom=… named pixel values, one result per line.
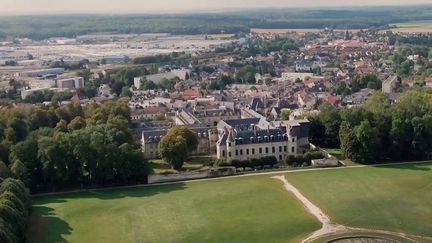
left=272, top=175, right=347, bottom=242
left=271, top=175, right=429, bottom=243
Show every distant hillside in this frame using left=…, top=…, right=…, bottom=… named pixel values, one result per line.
left=1, top=5, right=432, bottom=40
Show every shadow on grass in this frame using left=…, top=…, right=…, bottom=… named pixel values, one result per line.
left=373, top=161, right=432, bottom=171
left=34, top=182, right=187, bottom=204
left=27, top=206, right=72, bottom=243
left=29, top=183, right=187, bottom=242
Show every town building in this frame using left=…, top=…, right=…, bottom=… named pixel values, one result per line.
left=382, top=75, right=399, bottom=94
left=133, top=69, right=191, bottom=88
left=57, top=77, right=85, bottom=90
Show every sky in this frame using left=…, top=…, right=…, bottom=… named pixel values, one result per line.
left=1, top=0, right=432, bottom=15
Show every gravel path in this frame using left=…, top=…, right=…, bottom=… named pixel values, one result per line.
left=272, top=175, right=347, bottom=242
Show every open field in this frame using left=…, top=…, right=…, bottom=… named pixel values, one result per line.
left=27, top=176, right=320, bottom=243
left=207, top=33, right=236, bottom=39
left=389, top=21, right=432, bottom=33
left=286, top=162, right=432, bottom=238
left=250, top=28, right=361, bottom=34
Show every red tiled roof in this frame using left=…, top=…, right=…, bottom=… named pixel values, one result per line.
left=327, top=95, right=339, bottom=106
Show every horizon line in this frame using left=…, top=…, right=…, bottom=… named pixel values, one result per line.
left=1, top=3, right=432, bottom=17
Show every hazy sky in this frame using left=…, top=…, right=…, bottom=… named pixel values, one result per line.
left=1, top=0, right=432, bottom=14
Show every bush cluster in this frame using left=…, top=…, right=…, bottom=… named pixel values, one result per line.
left=285, top=151, right=325, bottom=167
left=230, top=156, right=278, bottom=170
left=0, top=178, right=31, bottom=243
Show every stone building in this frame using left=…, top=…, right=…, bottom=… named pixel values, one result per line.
left=140, top=127, right=219, bottom=159
left=216, top=118, right=310, bottom=162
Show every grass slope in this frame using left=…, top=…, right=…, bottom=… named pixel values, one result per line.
left=27, top=176, right=320, bottom=243
left=286, top=162, right=432, bottom=237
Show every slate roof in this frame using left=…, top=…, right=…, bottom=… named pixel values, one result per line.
left=224, top=118, right=260, bottom=127
left=218, top=127, right=287, bottom=146
left=250, top=98, right=264, bottom=110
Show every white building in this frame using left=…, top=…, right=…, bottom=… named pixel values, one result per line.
left=57, top=77, right=85, bottom=90
left=133, top=69, right=191, bottom=88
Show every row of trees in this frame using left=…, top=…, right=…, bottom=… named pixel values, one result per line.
left=221, top=156, right=278, bottom=170
left=0, top=178, right=31, bottom=243
left=133, top=52, right=190, bottom=65
left=310, top=90, right=432, bottom=163
left=0, top=99, right=150, bottom=192
left=23, top=90, right=73, bottom=104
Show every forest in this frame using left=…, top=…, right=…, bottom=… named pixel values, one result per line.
left=309, top=90, right=432, bottom=163
left=0, top=99, right=149, bottom=193
left=2, top=6, right=432, bottom=39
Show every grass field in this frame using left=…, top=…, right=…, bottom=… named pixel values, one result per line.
left=286, top=162, right=432, bottom=238
left=389, top=21, right=432, bottom=33
left=27, top=176, right=320, bottom=243
left=250, top=28, right=361, bottom=34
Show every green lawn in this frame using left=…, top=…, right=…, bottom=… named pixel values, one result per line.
left=321, top=148, right=344, bottom=160
left=27, top=176, right=320, bottom=243
left=286, top=162, right=432, bottom=237
left=390, top=21, right=432, bottom=33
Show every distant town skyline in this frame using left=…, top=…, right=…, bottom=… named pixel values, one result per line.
left=1, top=0, right=432, bottom=15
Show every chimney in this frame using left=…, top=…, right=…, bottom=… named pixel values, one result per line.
left=251, top=124, right=257, bottom=137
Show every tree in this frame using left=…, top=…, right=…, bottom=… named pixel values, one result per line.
left=281, top=109, right=291, bottom=120
left=121, top=86, right=132, bottom=98
left=67, top=116, right=86, bottom=131
left=159, top=78, right=176, bottom=90
left=236, top=65, right=257, bottom=84
left=111, top=81, right=125, bottom=96
left=317, top=103, right=341, bottom=146
left=0, top=161, right=11, bottom=180
left=77, top=69, right=91, bottom=82
left=55, top=120, right=68, bottom=133
left=9, top=160, right=28, bottom=182
left=159, top=126, right=198, bottom=169
left=354, top=121, right=380, bottom=163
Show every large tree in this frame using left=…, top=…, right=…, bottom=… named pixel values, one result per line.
left=159, top=126, right=198, bottom=170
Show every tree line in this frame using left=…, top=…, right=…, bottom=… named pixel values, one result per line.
left=0, top=99, right=149, bottom=192
left=309, top=90, right=432, bottom=163
left=0, top=178, right=31, bottom=243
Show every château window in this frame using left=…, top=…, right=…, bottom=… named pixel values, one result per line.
left=259, top=148, right=262, bottom=154
left=265, top=147, right=269, bottom=153
left=272, top=147, right=275, bottom=153
left=252, top=148, right=255, bottom=155
left=246, top=149, right=249, bottom=155
left=291, top=147, right=295, bottom=153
